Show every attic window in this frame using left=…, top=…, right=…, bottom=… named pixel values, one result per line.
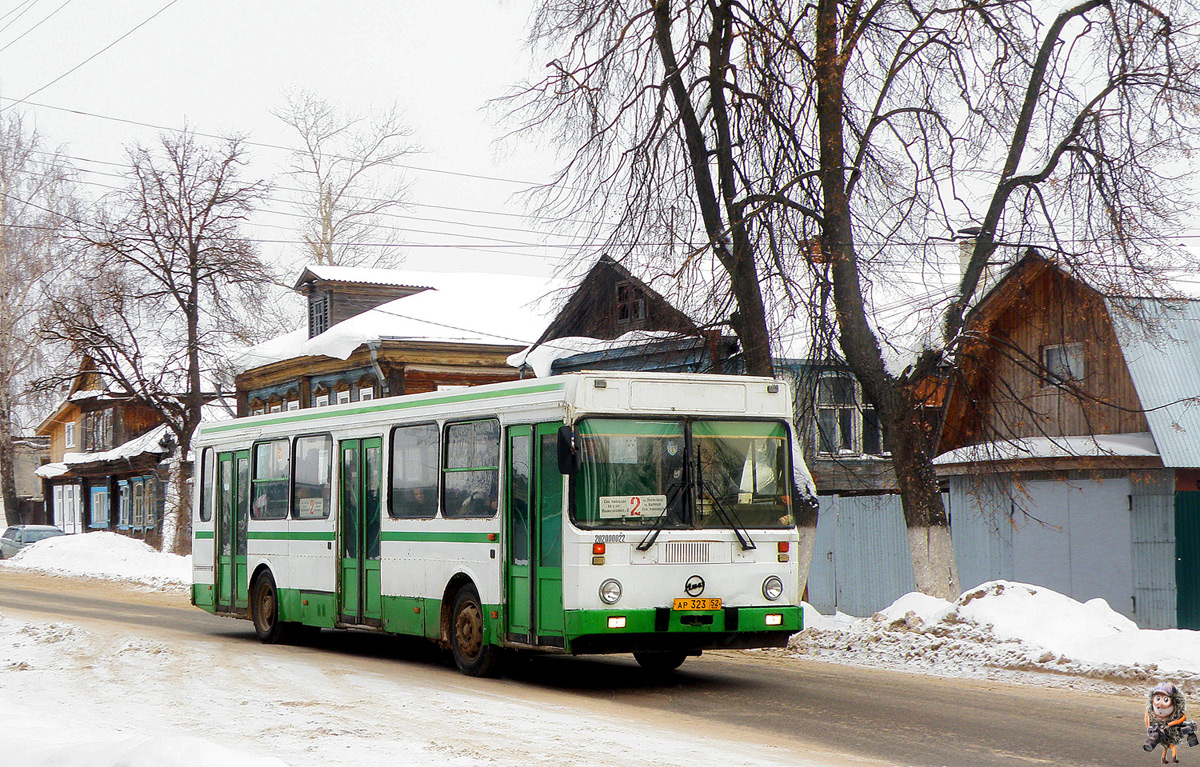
left=616, top=281, right=646, bottom=326
left=308, top=294, right=330, bottom=338
left=1043, top=343, right=1084, bottom=385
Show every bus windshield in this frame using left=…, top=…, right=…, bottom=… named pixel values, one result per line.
left=572, top=418, right=794, bottom=530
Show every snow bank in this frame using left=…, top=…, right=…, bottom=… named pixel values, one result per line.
left=792, top=581, right=1200, bottom=688
left=2, top=531, right=190, bottom=590
left=7, top=734, right=288, bottom=767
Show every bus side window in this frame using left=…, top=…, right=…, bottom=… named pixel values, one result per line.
left=389, top=424, right=439, bottom=519
left=444, top=420, right=499, bottom=519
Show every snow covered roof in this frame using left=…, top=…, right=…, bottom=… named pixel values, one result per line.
left=292, top=265, right=440, bottom=291
left=39, top=425, right=174, bottom=478
left=934, top=432, right=1159, bottom=466
left=235, top=272, right=562, bottom=373
left=507, top=331, right=699, bottom=378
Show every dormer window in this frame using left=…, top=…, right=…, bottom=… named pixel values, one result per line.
left=308, top=294, right=330, bottom=338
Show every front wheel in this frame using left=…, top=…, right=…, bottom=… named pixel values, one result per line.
left=633, top=651, right=688, bottom=673
left=450, top=585, right=500, bottom=677
left=251, top=572, right=293, bottom=644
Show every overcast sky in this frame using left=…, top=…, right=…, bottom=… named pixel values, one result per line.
left=0, top=0, right=577, bottom=278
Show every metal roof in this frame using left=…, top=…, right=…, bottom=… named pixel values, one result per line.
left=1109, top=297, right=1200, bottom=468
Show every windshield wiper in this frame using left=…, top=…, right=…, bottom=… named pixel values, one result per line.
left=700, top=479, right=756, bottom=551
left=636, top=478, right=684, bottom=552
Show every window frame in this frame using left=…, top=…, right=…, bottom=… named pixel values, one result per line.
left=442, top=418, right=501, bottom=520
left=291, top=432, right=333, bottom=520
left=1042, top=342, right=1085, bottom=386
left=388, top=422, right=441, bottom=520
left=64, top=420, right=76, bottom=449
left=251, top=438, right=291, bottom=520
left=813, top=372, right=888, bottom=457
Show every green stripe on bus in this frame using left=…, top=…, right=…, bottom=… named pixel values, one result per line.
left=246, top=530, right=336, bottom=541
left=195, top=531, right=214, bottom=539
left=380, top=531, right=494, bottom=544
left=200, top=381, right=567, bottom=435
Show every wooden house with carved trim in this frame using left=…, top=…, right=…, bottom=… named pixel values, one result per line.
left=935, top=252, right=1200, bottom=629
left=233, top=266, right=557, bottom=416
left=34, top=357, right=174, bottom=544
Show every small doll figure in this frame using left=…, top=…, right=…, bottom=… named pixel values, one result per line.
left=1145, top=682, right=1199, bottom=764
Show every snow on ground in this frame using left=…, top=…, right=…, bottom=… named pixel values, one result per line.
left=1, top=531, right=190, bottom=591
left=0, top=609, right=813, bottom=767
left=790, top=581, right=1200, bottom=694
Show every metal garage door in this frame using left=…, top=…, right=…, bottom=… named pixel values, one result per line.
left=1011, top=478, right=1134, bottom=619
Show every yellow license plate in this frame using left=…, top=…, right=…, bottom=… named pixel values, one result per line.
left=672, top=598, right=722, bottom=611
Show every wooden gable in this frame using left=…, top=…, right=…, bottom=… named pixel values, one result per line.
left=941, top=254, right=1149, bottom=453
left=293, top=267, right=430, bottom=338
left=533, top=255, right=699, bottom=347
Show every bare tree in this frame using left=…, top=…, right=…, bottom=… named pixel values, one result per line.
left=0, top=110, right=78, bottom=526
left=274, top=90, right=415, bottom=269
left=509, top=0, right=1200, bottom=598
left=42, top=131, right=271, bottom=552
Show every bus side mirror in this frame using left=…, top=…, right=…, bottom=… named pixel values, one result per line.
left=557, top=425, right=578, bottom=475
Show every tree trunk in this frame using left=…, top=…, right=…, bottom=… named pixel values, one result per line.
left=814, top=0, right=958, bottom=600
left=0, top=393, right=21, bottom=526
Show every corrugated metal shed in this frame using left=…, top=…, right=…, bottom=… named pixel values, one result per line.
left=1109, top=297, right=1200, bottom=468
left=807, top=494, right=916, bottom=616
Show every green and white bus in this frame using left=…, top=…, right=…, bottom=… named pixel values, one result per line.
left=191, top=371, right=804, bottom=675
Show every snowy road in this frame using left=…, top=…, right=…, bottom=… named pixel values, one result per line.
left=0, top=570, right=1146, bottom=767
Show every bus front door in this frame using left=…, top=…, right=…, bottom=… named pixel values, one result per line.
left=506, top=423, right=564, bottom=646
left=215, top=450, right=249, bottom=613
left=338, top=437, right=382, bottom=625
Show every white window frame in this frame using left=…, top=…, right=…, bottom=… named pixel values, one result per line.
left=286, top=400, right=300, bottom=411
left=359, top=386, right=374, bottom=402
left=814, top=373, right=887, bottom=457
left=314, top=394, right=330, bottom=408
left=336, top=389, right=351, bottom=405
left=64, top=421, right=76, bottom=449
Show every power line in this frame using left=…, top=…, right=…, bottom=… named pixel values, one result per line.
left=4, top=0, right=183, bottom=112
left=0, top=0, right=75, bottom=55
left=0, top=0, right=37, bottom=34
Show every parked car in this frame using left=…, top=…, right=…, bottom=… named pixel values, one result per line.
left=0, top=525, right=65, bottom=559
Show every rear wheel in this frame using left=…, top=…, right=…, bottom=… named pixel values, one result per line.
left=633, top=651, right=688, bottom=673
left=251, top=572, right=293, bottom=644
left=450, top=585, right=500, bottom=677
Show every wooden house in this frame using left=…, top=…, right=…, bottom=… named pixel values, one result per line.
left=34, top=357, right=172, bottom=543
left=234, top=266, right=555, bottom=416
left=936, top=252, right=1200, bottom=629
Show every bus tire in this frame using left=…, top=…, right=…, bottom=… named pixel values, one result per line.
left=450, top=585, right=499, bottom=677
left=251, top=572, right=292, bottom=644
left=633, top=651, right=688, bottom=673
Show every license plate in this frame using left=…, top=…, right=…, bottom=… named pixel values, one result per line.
left=672, top=598, right=722, bottom=611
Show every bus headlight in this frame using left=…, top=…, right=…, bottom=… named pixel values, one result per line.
left=762, top=575, right=784, bottom=601
left=599, top=579, right=622, bottom=605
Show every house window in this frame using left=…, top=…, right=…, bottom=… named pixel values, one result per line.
left=286, top=400, right=300, bottom=411
left=336, top=389, right=351, bottom=405
left=308, top=294, right=330, bottom=337
left=313, top=393, right=330, bottom=408
left=269, top=402, right=283, bottom=413
left=359, top=386, right=374, bottom=402
left=64, top=421, right=76, bottom=449
left=814, top=374, right=888, bottom=456
left=90, top=486, right=109, bottom=528
left=1043, top=342, right=1084, bottom=385
left=119, top=481, right=131, bottom=528
left=616, top=281, right=646, bottom=326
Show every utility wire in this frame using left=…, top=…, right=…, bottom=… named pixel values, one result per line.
left=0, top=0, right=75, bottom=55
left=3, top=0, right=183, bottom=112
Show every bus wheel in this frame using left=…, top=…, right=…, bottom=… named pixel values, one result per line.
left=633, top=651, right=688, bottom=673
left=251, top=572, right=290, bottom=644
left=450, top=585, right=499, bottom=677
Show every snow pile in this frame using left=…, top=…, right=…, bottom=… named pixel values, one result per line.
left=2, top=531, right=190, bottom=590
left=791, top=581, right=1200, bottom=689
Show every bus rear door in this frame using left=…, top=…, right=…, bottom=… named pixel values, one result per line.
left=338, top=437, right=383, bottom=625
